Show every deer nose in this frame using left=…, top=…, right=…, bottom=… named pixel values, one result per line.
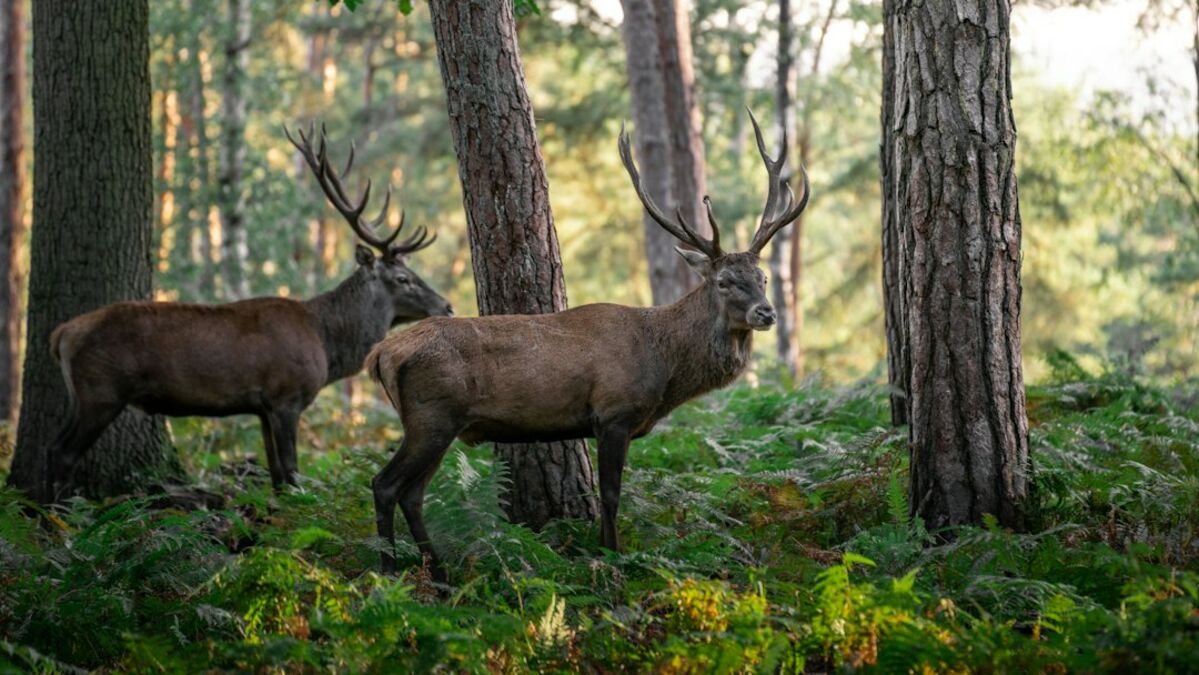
left=752, top=305, right=776, bottom=327
left=443, top=302, right=455, bottom=317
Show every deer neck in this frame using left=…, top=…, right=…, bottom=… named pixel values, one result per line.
left=652, top=283, right=753, bottom=406
left=304, top=269, right=394, bottom=385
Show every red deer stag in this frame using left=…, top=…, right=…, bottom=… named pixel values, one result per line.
left=40, top=126, right=451, bottom=503
left=366, top=112, right=809, bottom=579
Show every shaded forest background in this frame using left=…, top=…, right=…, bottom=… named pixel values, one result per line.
left=2, top=0, right=1197, bottom=400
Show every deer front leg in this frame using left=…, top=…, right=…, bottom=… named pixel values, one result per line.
left=597, top=425, right=632, bottom=551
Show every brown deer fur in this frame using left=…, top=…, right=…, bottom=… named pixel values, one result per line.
left=40, top=127, right=450, bottom=503
left=366, top=114, right=809, bottom=579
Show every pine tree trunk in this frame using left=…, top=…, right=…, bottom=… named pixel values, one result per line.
left=9, top=0, right=172, bottom=499
left=428, top=0, right=599, bottom=529
left=0, top=0, right=24, bottom=422
left=619, top=0, right=688, bottom=306
left=654, top=0, right=709, bottom=243
left=883, top=0, right=1030, bottom=529
left=880, top=0, right=908, bottom=426
left=770, top=0, right=796, bottom=376
left=218, top=0, right=250, bottom=300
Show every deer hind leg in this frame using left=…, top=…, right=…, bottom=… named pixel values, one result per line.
left=372, top=418, right=458, bottom=579
left=47, top=399, right=125, bottom=502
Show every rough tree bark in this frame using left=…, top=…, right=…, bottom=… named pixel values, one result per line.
left=619, top=0, right=685, bottom=306
left=428, top=0, right=599, bottom=528
left=882, top=0, right=1030, bottom=529
left=218, top=0, right=250, bottom=300
left=0, top=0, right=24, bottom=422
left=770, top=0, right=797, bottom=375
left=8, top=0, right=171, bottom=499
left=880, top=0, right=907, bottom=426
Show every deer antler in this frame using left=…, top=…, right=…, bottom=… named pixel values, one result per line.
left=746, top=109, right=810, bottom=255
left=618, top=123, right=721, bottom=260
left=285, top=122, right=413, bottom=258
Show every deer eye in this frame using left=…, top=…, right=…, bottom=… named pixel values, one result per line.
left=396, top=275, right=410, bottom=285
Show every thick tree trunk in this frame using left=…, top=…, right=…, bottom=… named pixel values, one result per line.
left=883, top=0, right=1030, bottom=530
left=619, top=0, right=688, bottom=306
left=428, top=0, right=598, bottom=529
left=218, top=0, right=250, bottom=300
left=9, top=0, right=171, bottom=499
left=770, top=0, right=796, bottom=375
left=0, top=0, right=24, bottom=422
left=880, top=0, right=907, bottom=426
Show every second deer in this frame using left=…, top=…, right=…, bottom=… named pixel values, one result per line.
left=40, top=127, right=451, bottom=503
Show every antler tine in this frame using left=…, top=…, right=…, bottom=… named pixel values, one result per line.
left=391, top=224, right=436, bottom=256
left=746, top=109, right=810, bottom=254
left=618, top=123, right=721, bottom=259
left=703, top=196, right=720, bottom=254
left=287, top=122, right=409, bottom=255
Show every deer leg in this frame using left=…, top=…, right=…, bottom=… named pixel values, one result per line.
left=269, top=410, right=301, bottom=487
left=258, top=415, right=285, bottom=488
left=372, top=423, right=456, bottom=578
left=48, top=401, right=125, bottom=502
left=597, top=425, right=632, bottom=552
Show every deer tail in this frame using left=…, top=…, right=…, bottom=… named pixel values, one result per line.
left=366, top=343, right=401, bottom=417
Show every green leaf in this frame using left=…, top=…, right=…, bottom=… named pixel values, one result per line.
left=398, top=0, right=413, bottom=14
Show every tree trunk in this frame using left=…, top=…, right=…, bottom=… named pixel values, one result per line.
left=0, top=0, right=24, bottom=422
left=9, top=0, right=172, bottom=499
left=654, top=0, right=710, bottom=245
left=428, top=0, right=599, bottom=529
left=883, top=0, right=1030, bottom=530
left=619, top=0, right=688, bottom=306
left=218, top=0, right=250, bottom=300
left=880, top=0, right=907, bottom=426
left=770, top=0, right=796, bottom=375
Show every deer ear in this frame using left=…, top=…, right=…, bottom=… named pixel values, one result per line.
left=675, top=246, right=712, bottom=277
left=355, top=245, right=376, bottom=267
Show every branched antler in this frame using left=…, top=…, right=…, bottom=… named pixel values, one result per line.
left=746, top=109, right=810, bottom=254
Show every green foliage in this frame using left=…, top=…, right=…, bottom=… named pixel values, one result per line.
left=2, top=373, right=1198, bottom=671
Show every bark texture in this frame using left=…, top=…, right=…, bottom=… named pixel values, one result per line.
left=9, top=0, right=170, bottom=498
left=218, top=0, right=250, bottom=300
left=881, top=0, right=908, bottom=425
left=882, top=0, right=1030, bottom=529
left=0, top=0, right=24, bottom=421
left=429, top=0, right=598, bottom=528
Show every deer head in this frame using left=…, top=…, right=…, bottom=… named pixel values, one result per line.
left=286, top=124, right=452, bottom=324
left=618, top=110, right=810, bottom=331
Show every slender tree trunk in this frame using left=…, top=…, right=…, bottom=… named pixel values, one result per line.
left=9, top=0, right=172, bottom=499
left=428, top=0, right=599, bottom=529
left=620, top=0, right=688, bottom=306
left=654, top=0, right=709, bottom=241
left=884, top=0, right=1030, bottom=530
left=770, top=0, right=796, bottom=375
left=218, top=0, right=250, bottom=300
left=0, top=0, right=24, bottom=422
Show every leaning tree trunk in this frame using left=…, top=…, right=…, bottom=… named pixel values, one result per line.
left=428, top=0, right=599, bottom=529
left=9, top=0, right=171, bottom=499
left=0, top=0, right=24, bottom=422
left=218, top=0, right=250, bottom=300
left=769, top=0, right=796, bottom=375
left=883, top=0, right=1030, bottom=530
left=619, top=0, right=687, bottom=306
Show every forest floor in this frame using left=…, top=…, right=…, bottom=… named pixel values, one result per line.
left=2, top=362, right=1198, bottom=673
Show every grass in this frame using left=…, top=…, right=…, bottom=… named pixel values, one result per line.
left=1, top=368, right=1198, bottom=673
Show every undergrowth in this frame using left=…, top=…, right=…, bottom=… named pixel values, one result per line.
left=1, top=368, right=1198, bottom=673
